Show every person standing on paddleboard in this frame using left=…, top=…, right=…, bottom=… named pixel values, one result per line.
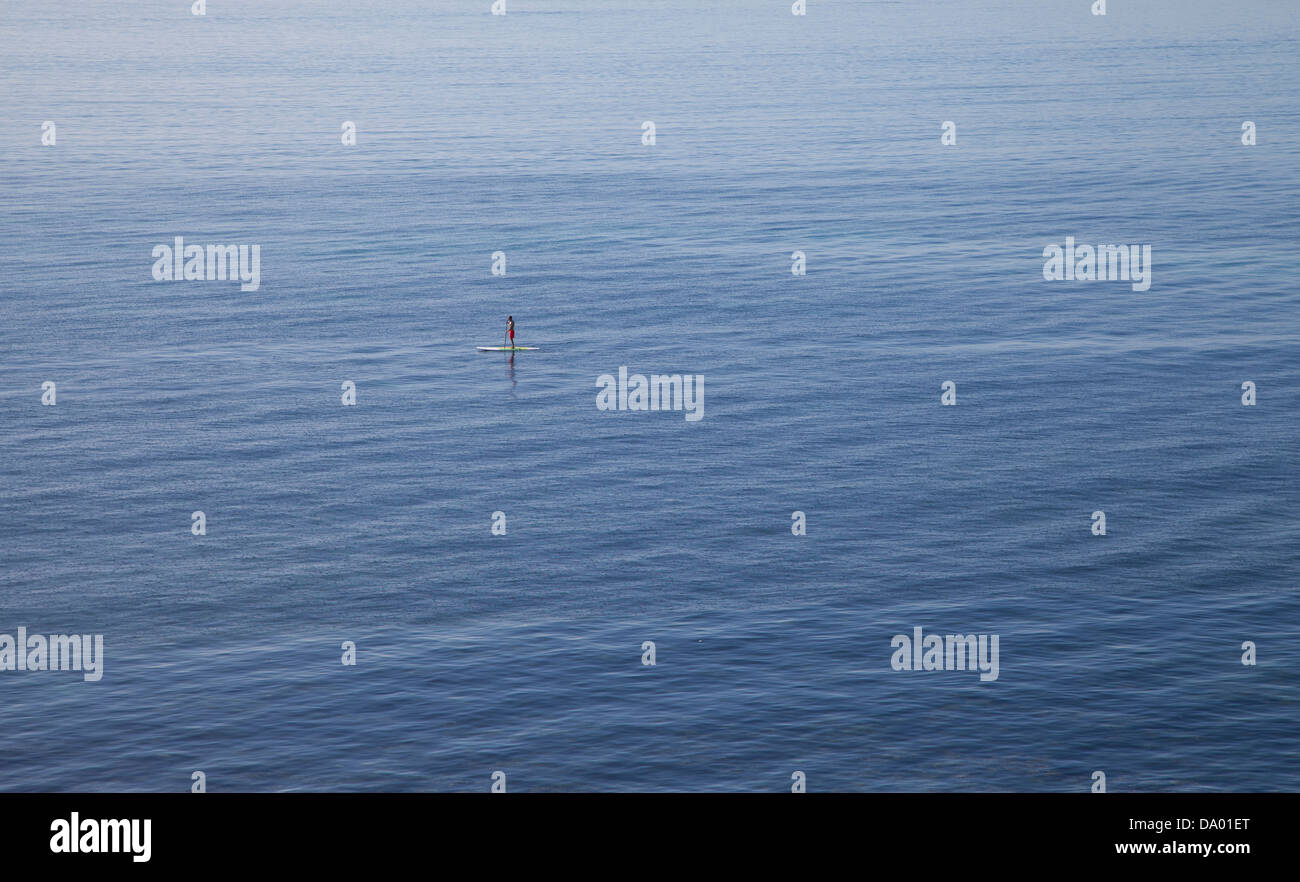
left=506, top=316, right=515, bottom=348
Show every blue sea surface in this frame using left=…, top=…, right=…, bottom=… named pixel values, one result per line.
left=1, top=0, right=1298, bottom=791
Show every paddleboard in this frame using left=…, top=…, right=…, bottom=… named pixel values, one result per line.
left=477, top=346, right=539, bottom=351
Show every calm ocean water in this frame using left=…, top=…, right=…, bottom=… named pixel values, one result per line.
left=1, top=0, right=1298, bottom=791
